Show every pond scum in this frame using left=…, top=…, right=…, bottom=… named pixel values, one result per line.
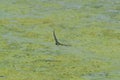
left=0, top=0, right=120, bottom=80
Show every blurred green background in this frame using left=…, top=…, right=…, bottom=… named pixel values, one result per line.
left=0, top=0, right=120, bottom=80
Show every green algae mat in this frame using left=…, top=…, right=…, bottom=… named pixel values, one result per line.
left=0, top=0, right=120, bottom=80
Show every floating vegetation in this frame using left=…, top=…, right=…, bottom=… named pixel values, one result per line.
left=0, top=0, right=120, bottom=80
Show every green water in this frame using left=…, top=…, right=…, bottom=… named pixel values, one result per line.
left=0, top=0, right=120, bottom=80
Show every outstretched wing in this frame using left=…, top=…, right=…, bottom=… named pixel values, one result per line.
left=53, top=30, right=71, bottom=46
left=53, top=30, right=61, bottom=45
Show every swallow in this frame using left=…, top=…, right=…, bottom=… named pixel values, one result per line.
left=53, top=30, right=71, bottom=46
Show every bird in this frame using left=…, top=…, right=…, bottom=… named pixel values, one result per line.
left=53, top=30, right=71, bottom=46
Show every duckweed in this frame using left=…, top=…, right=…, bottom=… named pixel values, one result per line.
left=0, top=0, right=120, bottom=80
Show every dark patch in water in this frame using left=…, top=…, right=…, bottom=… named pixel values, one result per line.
left=32, top=59, right=61, bottom=63
left=0, top=76, right=5, bottom=78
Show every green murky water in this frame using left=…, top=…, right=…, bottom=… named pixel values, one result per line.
left=0, top=0, right=120, bottom=80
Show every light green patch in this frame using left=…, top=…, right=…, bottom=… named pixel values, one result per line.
left=0, top=0, right=120, bottom=80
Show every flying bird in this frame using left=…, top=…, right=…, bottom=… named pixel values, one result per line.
left=53, top=30, right=71, bottom=46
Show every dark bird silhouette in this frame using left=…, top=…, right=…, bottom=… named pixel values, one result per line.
left=53, top=30, right=71, bottom=46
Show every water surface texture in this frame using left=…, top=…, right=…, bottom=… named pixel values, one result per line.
left=0, top=0, right=120, bottom=80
